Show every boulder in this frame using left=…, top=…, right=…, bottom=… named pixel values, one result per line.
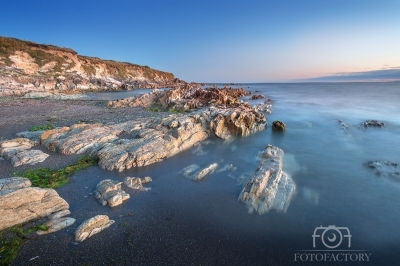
left=238, top=145, right=296, bottom=214
left=124, top=176, right=152, bottom=191
left=0, top=138, right=49, bottom=166
left=272, top=120, right=286, bottom=131
left=0, top=177, right=32, bottom=195
left=250, top=94, right=265, bottom=100
left=36, top=217, right=76, bottom=235
left=0, top=187, right=69, bottom=231
left=74, top=215, right=115, bottom=242
left=94, top=179, right=130, bottom=207
left=193, top=163, right=218, bottom=180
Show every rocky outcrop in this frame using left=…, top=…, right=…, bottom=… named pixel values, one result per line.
left=0, top=186, right=69, bottom=231
left=238, top=145, right=296, bottom=214
left=360, top=120, right=385, bottom=128
left=124, top=176, right=152, bottom=191
left=272, top=120, right=286, bottom=131
left=41, top=105, right=266, bottom=171
left=367, top=161, right=399, bottom=178
left=94, top=179, right=130, bottom=207
left=0, top=36, right=179, bottom=97
left=74, top=215, right=115, bottom=242
left=250, top=94, right=265, bottom=100
left=0, top=138, right=49, bottom=166
left=253, top=99, right=273, bottom=114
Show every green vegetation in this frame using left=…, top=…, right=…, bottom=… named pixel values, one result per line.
left=29, top=123, right=56, bottom=131
left=147, top=103, right=165, bottom=112
left=17, top=155, right=97, bottom=189
left=0, top=224, right=49, bottom=266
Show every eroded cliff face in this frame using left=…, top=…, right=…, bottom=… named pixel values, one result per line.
left=0, top=36, right=179, bottom=96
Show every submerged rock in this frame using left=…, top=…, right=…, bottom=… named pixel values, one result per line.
left=338, top=120, right=348, bottom=130
left=94, top=179, right=130, bottom=207
left=0, top=187, right=69, bottom=231
left=193, top=163, right=218, bottom=180
left=238, top=145, right=296, bottom=214
left=74, top=215, right=115, bottom=242
left=367, top=161, right=399, bottom=178
left=272, top=120, right=286, bottom=131
left=360, top=120, right=385, bottom=128
left=124, top=176, right=152, bottom=191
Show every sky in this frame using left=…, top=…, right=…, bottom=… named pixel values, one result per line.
left=1, top=0, right=399, bottom=83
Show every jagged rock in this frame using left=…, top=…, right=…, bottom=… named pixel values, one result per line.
left=124, top=176, right=152, bottom=191
left=238, top=145, right=296, bottom=214
left=253, top=99, right=273, bottom=114
left=94, top=179, right=130, bottom=207
left=367, top=161, right=399, bottom=178
left=74, top=215, right=115, bottom=242
left=193, top=163, right=218, bottom=180
left=272, top=120, right=286, bottom=131
left=36, top=217, right=76, bottom=235
left=41, top=105, right=266, bottom=171
left=0, top=187, right=69, bottom=231
left=360, top=120, right=385, bottom=128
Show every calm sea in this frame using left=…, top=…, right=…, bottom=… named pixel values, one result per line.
left=16, top=82, right=400, bottom=265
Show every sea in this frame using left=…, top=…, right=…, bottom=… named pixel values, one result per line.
left=14, top=82, right=400, bottom=265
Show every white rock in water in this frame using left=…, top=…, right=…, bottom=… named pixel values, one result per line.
left=74, top=215, right=115, bottom=242
left=180, top=164, right=200, bottom=177
left=124, top=176, right=152, bottom=191
left=238, top=145, right=296, bottom=214
left=94, top=179, right=130, bottom=207
left=193, top=163, right=218, bottom=180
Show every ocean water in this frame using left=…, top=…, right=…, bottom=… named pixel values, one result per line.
left=15, top=82, right=400, bottom=265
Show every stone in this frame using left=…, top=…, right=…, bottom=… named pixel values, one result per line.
left=238, top=145, right=296, bottom=214
left=193, top=163, right=218, bottom=180
left=9, top=149, right=49, bottom=167
left=360, top=120, right=385, bottom=128
left=16, top=130, right=45, bottom=142
left=74, top=215, right=115, bottom=242
left=272, top=120, right=286, bottom=131
left=0, top=187, right=69, bottom=231
left=124, top=176, right=152, bottom=191
left=338, top=120, right=348, bottom=130
left=94, top=179, right=130, bottom=207
left=36, top=217, right=76, bottom=235
left=0, top=177, right=31, bottom=192
left=47, top=209, right=71, bottom=220
left=367, top=161, right=399, bottom=178
left=253, top=99, right=273, bottom=114
left=180, top=164, right=200, bottom=177
left=250, top=94, right=265, bottom=100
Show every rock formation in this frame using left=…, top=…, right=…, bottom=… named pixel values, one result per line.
left=0, top=177, right=31, bottom=196
left=36, top=217, right=76, bottom=235
left=238, top=145, right=296, bottom=214
left=192, top=163, right=218, bottom=180
left=272, top=120, right=286, bottom=131
left=74, top=215, right=115, bottom=242
left=0, top=138, right=49, bottom=166
left=250, top=94, right=265, bottom=100
left=94, top=179, right=130, bottom=207
left=359, top=120, right=385, bottom=128
left=40, top=105, right=266, bottom=171
left=253, top=99, right=273, bottom=114
left=0, top=36, right=180, bottom=97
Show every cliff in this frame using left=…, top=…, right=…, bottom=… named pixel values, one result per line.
left=0, top=36, right=181, bottom=96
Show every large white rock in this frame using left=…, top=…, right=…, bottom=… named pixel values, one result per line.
left=94, top=179, right=130, bottom=207
left=238, top=145, right=296, bottom=214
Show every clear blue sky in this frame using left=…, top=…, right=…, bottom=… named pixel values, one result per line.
left=1, top=0, right=399, bottom=82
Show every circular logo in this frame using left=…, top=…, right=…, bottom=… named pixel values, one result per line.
left=321, top=228, right=343, bottom=248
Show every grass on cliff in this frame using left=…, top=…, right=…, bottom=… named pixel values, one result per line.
left=16, top=155, right=97, bottom=189
left=29, top=123, right=56, bottom=131
left=0, top=224, right=49, bottom=266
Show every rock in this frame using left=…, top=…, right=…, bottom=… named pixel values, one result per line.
left=0, top=187, right=69, bottom=231
left=16, top=130, right=45, bottom=142
left=367, top=161, right=399, bottom=178
left=360, top=120, right=385, bottom=128
left=74, top=215, right=115, bottom=242
left=36, top=217, right=76, bottom=235
left=216, top=164, right=236, bottom=173
left=41, top=105, right=266, bottom=171
left=238, top=145, right=296, bottom=214
left=94, top=179, right=130, bottom=207
left=272, top=120, right=285, bottom=131
left=124, top=176, right=152, bottom=191
left=253, top=99, right=273, bottom=114
left=47, top=209, right=71, bottom=220
left=193, top=163, right=218, bottom=180
left=338, top=120, right=348, bottom=130
left=180, top=164, right=200, bottom=177
left=0, top=138, right=49, bottom=166
left=0, top=177, right=32, bottom=194
left=250, top=94, right=265, bottom=100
